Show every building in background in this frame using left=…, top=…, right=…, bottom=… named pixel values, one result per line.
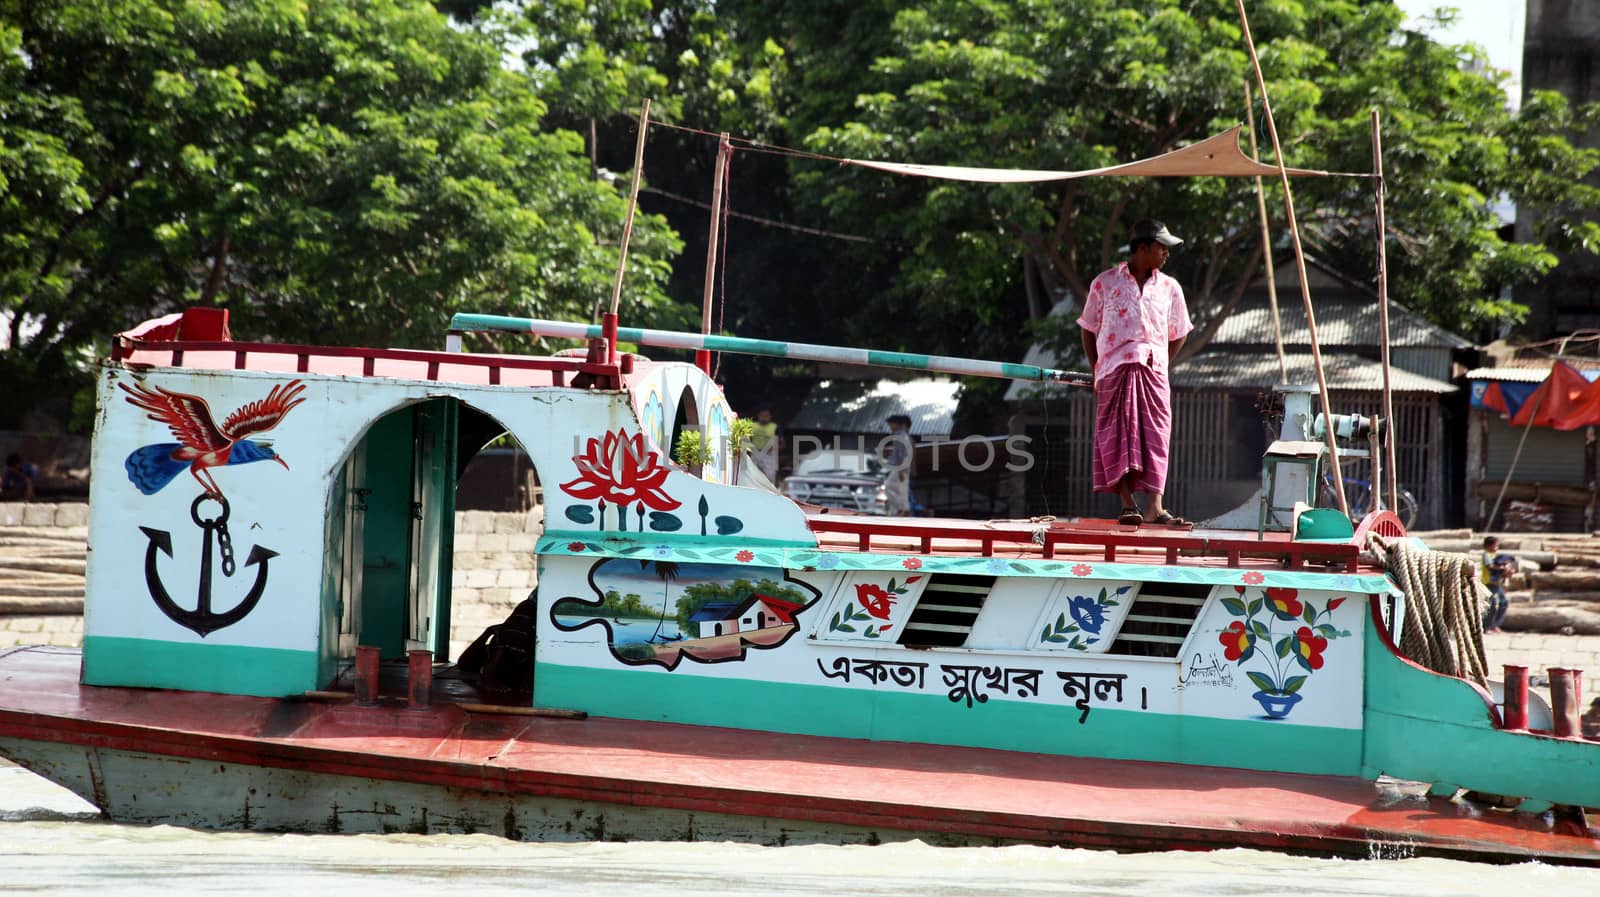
left=1517, top=0, right=1600, bottom=337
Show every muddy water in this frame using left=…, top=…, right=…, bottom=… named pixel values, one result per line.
left=3, top=761, right=1597, bottom=896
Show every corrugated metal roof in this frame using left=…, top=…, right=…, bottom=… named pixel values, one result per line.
left=1466, top=364, right=1600, bottom=382
left=1170, top=350, right=1457, bottom=393
left=787, top=378, right=958, bottom=437
left=1211, top=295, right=1473, bottom=349
left=1465, top=367, right=1555, bottom=382
left=1008, top=350, right=1454, bottom=401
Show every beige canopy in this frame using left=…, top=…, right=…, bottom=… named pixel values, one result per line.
left=842, top=125, right=1332, bottom=182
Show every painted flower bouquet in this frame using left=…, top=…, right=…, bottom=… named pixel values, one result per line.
left=1218, top=586, right=1349, bottom=719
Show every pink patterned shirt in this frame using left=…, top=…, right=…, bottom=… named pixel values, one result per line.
left=1076, top=262, right=1193, bottom=380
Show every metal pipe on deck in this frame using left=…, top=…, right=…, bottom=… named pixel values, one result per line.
left=408, top=650, right=433, bottom=710
left=1501, top=664, right=1529, bottom=731
left=448, top=313, right=1094, bottom=387
left=1550, top=667, right=1584, bottom=738
left=354, top=645, right=380, bottom=706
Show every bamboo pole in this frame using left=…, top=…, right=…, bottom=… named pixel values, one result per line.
left=1246, top=82, right=1288, bottom=384
left=607, top=99, right=652, bottom=319
left=1372, top=109, right=1399, bottom=513
left=697, top=134, right=731, bottom=374
left=1234, top=0, right=1348, bottom=516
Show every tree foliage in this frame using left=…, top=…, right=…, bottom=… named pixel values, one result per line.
left=1, top=0, right=680, bottom=426
left=5, top=0, right=1596, bottom=433
left=787, top=0, right=1599, bottom=362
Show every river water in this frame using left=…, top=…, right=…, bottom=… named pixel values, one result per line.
left=3, top=761, right=1597, bottom=896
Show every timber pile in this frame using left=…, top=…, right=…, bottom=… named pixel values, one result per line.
left=1413, top=529, right=1600, bottom=636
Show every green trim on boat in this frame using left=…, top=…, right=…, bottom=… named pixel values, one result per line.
left=535, top=662, right=1363, bottom=777
left=83, top=636, right=319, bottom=697
left=1359, top=621, right=1600, bottom=808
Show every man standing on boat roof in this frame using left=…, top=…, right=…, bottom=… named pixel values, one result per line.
left=1076, top=218, right=1193, bottom=527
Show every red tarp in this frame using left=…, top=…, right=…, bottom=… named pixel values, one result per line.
left=1508, top=360, right=1600, bottom=430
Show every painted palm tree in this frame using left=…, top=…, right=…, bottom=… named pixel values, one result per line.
left=647, top=560, right=681, bottom=644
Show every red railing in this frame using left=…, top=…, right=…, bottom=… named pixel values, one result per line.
left=805, top=515, right=1361, bottom=570
left=114, top=338, right=620, bottom=388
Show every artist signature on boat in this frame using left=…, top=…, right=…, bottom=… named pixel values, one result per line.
left=1177, top=652, right=1234, bottom=690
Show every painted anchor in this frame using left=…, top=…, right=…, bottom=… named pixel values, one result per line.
left=140, top=494, right=277, bottom=637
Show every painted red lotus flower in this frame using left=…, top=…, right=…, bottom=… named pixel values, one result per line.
left=1263, top=587, right=1303, bottom=621
left=560, top=429, right=681, bottom=511
left=1071, top=563, right=1093, bottom=577
left=568, top=541, right=585, bottom=552
left=902, top=557, right=922, bottom=571
left=1241, top=571, right=1265, bottom=585
left=1292, top=626, right=1328, bottom=671
left=855, top=583, right=896, bottom=620
left=1219, top=621, right=1255, bottom=662
left=735, top=550, right=755, bottom=562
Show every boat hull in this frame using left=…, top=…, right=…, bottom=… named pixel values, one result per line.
left=3, top=647, right=1599, bottom=864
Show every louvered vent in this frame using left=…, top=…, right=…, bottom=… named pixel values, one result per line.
left=1109, top=582, right=1211, bottom=658
left=897, top=574, right=994, bottom=648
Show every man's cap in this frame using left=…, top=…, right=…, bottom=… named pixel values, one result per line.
left=1130, top=218, right=1183, bottom=248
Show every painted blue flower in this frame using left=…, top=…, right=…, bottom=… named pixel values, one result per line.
left=987, top=558, right=1008, bottom=575
left=1333, top=574, right=1356, bottom=589
left=642, top=392, right=666, bottom=447
left=818, top=554, right=840, bottom=570
left=1158, top=566, right=1181, bottom=581
left=653, top=544, right=673, bottom=559
left=1068, top=595, right=1106, bottom=634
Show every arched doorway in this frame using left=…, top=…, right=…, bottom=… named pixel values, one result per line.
left=318, top=399, right=538, bottom=700
left=670, top=387, right=700, bottom=475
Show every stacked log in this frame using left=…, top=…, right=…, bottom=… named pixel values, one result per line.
left=1413, top=530, right=1600, bottom=635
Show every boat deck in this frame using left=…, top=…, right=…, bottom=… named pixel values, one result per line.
left=2, top=646, right=1594, bottom=863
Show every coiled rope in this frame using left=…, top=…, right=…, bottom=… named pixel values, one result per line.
left=1367, top=533, right=1489, bottom=688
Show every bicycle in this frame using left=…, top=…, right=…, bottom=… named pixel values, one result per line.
left=1320, top=469, right=1418, bottom=530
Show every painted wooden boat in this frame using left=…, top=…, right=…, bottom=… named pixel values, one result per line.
left=1, top=307, right=1598, bottom=864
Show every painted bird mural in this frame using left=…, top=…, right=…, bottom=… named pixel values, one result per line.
left=119, top=379, right=307, bottom=499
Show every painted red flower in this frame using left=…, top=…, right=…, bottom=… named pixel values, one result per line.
left=902, top=557, right=922, bottom=571
left=1219, top=621, right=1255, bottom=662
left=560, top=429, right=681, bottom=511
left=855, top=583, right=896, bottom=620
left=1241, top=571, right=1265, bottom=585
left=1292, top=626, right=1328, bottom=671
left=1263, top=587, right=1303, bottom=621
left=1327, top=597, right=1346, bottom=611
left=735, top=550, right=755, bottom=562
left=568, top=541, right=585, bottom=552
left=1071, top=563, right=1093, bottom=577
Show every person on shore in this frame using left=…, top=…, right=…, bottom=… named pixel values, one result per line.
left=1480, top=535, right=1515, bottom=632
left=882, top=414, right=914, bottom=516
left=1, top=454, right=37, bottom=501
left=1077, top=218, right=1193, bottom=526
left=748, top=407, right=780, bottom=482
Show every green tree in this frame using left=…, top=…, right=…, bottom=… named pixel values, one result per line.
left=1, top=0, right=681, bottom=427
left=789, top=0, right=1599, bottom=364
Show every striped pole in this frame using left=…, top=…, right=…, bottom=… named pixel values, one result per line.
left=448, top=313, right=1092, bottom=386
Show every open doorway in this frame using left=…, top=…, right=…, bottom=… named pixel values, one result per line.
left=670, top=386, right=700, bottom=476
left=317, top=400, right=540, bottom=705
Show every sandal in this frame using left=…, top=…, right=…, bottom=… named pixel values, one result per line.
left=1118, top=508, right=1143, bottom=526
left=1150, top=511, right=1189, bottom=527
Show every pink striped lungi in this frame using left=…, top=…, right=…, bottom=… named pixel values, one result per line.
left=1092, top=361, right=1172, bottom=494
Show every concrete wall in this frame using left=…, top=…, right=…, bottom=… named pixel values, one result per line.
left=446, top=508, right=542, bottom=660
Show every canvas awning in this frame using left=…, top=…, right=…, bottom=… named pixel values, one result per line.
left=1473, top=361, right=1600, bottom=430
left=843, top=126, right=1336, bottom=183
